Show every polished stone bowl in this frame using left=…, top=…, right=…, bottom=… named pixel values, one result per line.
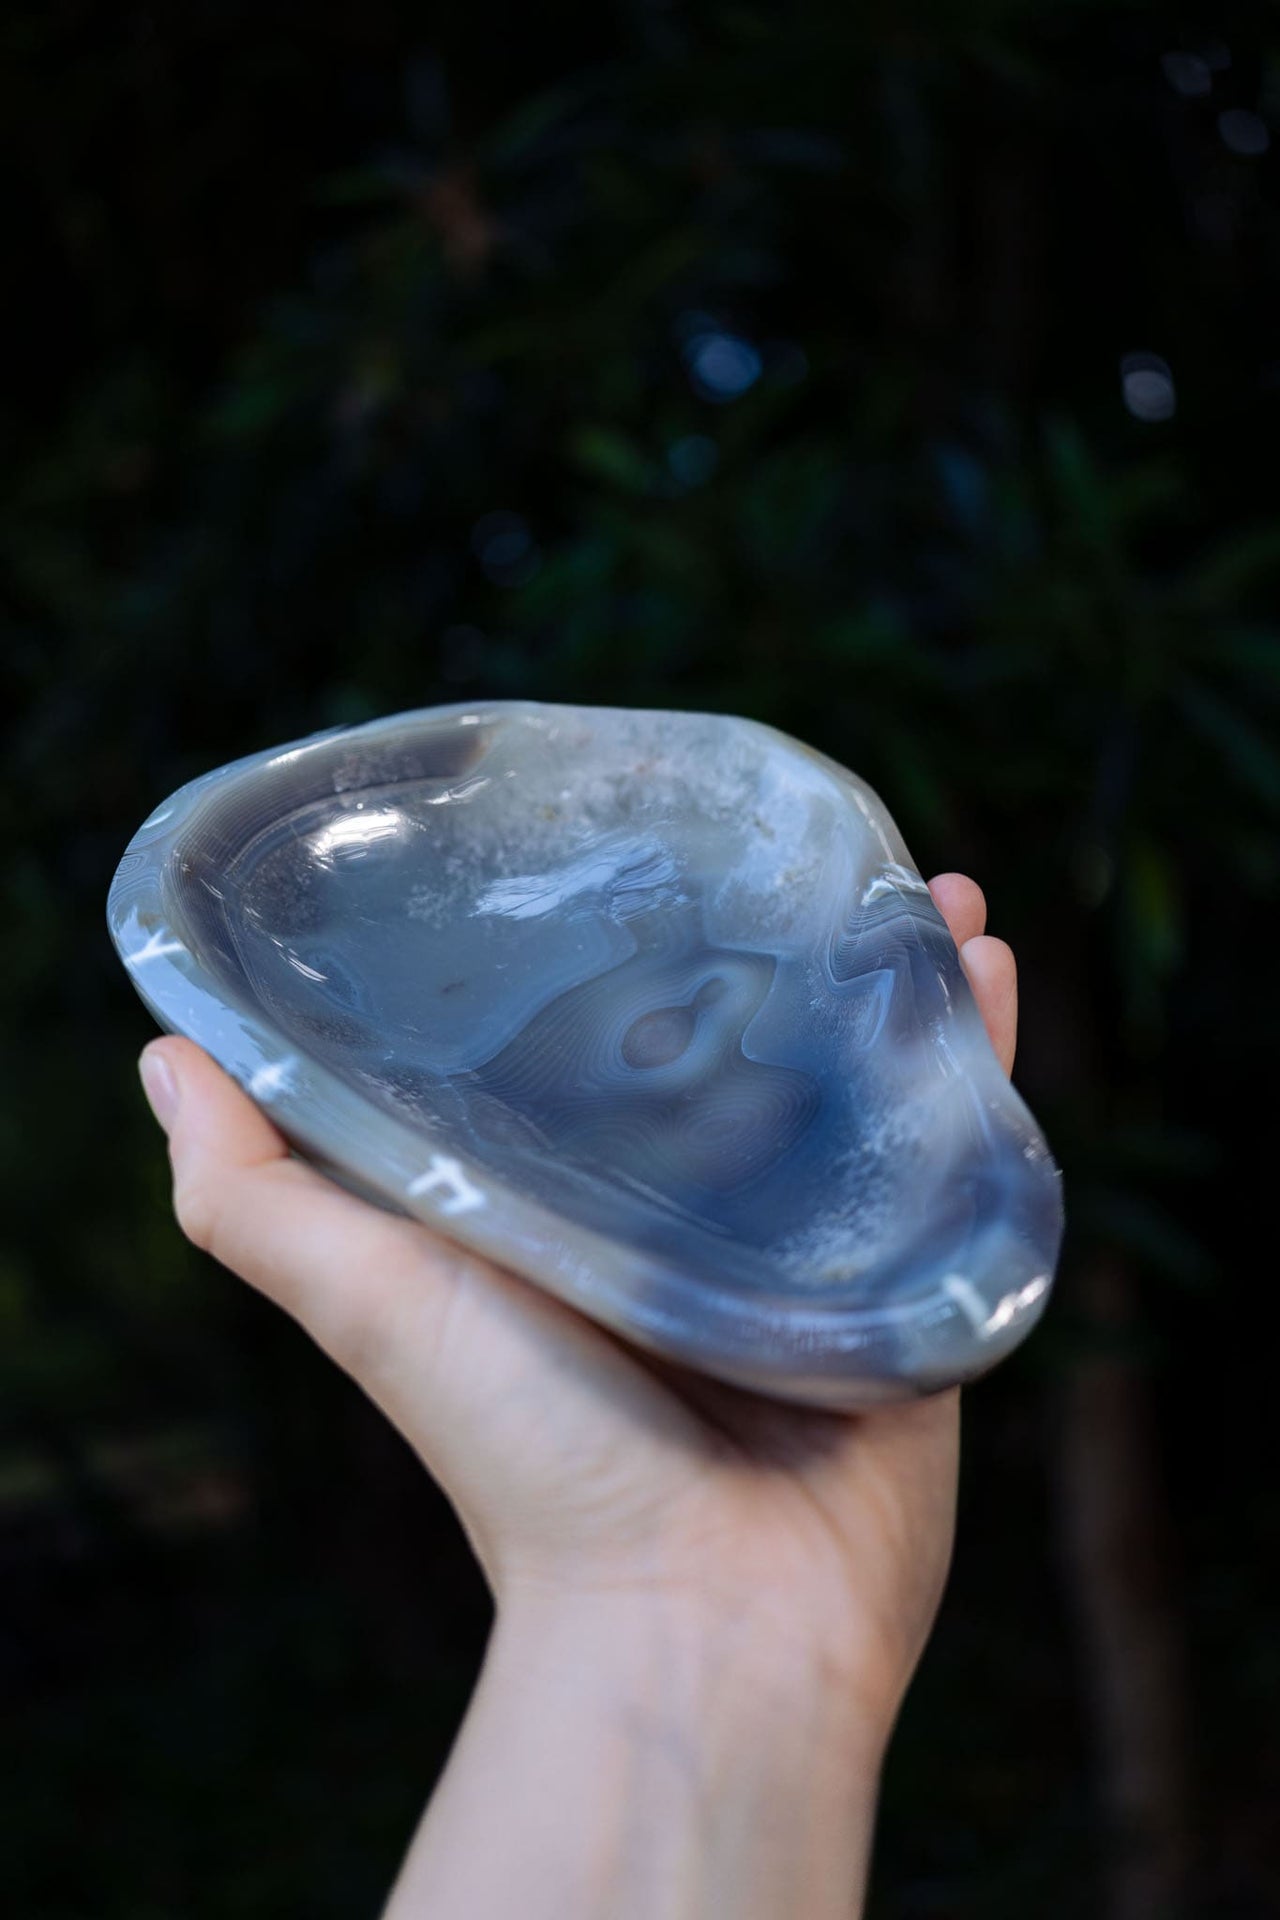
left=107, top=701, right=1063, bottom=1407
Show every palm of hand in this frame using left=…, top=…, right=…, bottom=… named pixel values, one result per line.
left=147, top=873, right=1015, bottom=1731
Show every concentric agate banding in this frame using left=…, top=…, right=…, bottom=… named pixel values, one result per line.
left=107, top=702, right=1063, bottom=1407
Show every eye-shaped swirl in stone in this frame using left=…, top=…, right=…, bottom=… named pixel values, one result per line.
left=106, top=701, right=1064, bottom=1407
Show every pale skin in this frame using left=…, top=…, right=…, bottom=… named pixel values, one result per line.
left=136, top=873, right=1017, bottom=1920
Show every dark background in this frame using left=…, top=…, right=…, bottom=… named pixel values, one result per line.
left=3, top=3, right=1278, bottom=1914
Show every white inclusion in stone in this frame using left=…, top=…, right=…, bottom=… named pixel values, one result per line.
left=408, top=1154, right=487, bottom=1216
left=943, top=1271, right=1049, bottom=1339
left=128, top=928, right=187, bottom=966
left=284, top=954, right=328, bottom=981
left=941, top=1273, right=990, bottom=1333
left=862, top=863, right=931, bottom=904
left=981, top=1274, right=1050, bottom=1336
left=248, top=1057, right=298, bottom=1100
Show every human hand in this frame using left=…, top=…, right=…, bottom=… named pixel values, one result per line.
left=139, top=871, right=1012, bottom=1721
left=138, top=872, right=1016, bottom=1919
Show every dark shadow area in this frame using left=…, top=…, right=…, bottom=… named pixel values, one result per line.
left=3, top=3, right=1277, bottom=1913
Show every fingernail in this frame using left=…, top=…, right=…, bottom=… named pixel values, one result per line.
left=139, top=1048, right=180, bottom=1133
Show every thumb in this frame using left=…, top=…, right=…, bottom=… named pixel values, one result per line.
left=137, top=1035, right=504, bottom=1453
left=134, top=1036, right=664, bottom=1579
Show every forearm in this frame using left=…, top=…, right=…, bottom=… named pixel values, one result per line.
left=382, top=1588, right=885, bottom=1920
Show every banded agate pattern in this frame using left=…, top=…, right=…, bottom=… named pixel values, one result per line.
left=107, top=702, right=1063, bottom=1406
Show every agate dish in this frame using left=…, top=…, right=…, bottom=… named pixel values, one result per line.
left=107, top=702, right=1063, bottom=1407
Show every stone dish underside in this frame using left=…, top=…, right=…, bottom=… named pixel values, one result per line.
left=107, top=702, right=1063, bottom=1407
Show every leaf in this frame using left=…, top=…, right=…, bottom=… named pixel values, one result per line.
left=1191, top=525, right=1280, bottom=608
left=1178, top=679, right=1280, bottom=809
left=1043, top=417, right=1110, bottom=550
left=1072, top=1189, right=1216, bottom=1290
left=315, top=165, right=406, bottom=208
left=1101, top=460, right=1184, bottom=531
left=1212, top=626, right=1280, bottom=699
left=876, top=719, right=950, bottom=835
left=484, top=78, right=603, bottom=168
left=1097, top=1122, right=1221, bottom=1180
left=1123, top=834, right=1185, bottom=979
left=567, top=425, right=654, bottom=494
left=934, top=442, right=989, bottom=534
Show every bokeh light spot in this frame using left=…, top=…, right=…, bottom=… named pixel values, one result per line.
left=666, top=434, right=719, bottom=488
left=1217, top=108, right=1270, bottom=157
left=1160, top=52, right=1211, bottom=99
left=1120, top=352, right=1176, bottom=422
left=470, top=510, right=541, bottom=586
left=682, top=330, right=763, bottom=403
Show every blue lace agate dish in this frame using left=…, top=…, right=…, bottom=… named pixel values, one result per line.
left=107, top=701, right=1063, bottom=1407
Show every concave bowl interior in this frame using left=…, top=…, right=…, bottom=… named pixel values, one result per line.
left=107, top=702, right=1063, bottom=1407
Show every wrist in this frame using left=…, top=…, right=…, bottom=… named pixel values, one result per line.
left=487, top=1584, right=886, bottom=1917
left=497, top=1551, right=907, bottom=1750
left=497, top=1577, right=892, bottom=1765
left=388, top=1579, right=891, bottom=1920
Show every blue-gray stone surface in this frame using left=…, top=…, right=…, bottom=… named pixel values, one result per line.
left=108, top=702, right=1063, bottom=1406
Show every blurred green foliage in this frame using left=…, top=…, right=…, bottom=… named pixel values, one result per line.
left=3, top=2, right=1278, bottom=1913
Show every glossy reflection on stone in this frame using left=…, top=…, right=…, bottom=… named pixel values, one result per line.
left=107, top=702, right=1064, bottom=1407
